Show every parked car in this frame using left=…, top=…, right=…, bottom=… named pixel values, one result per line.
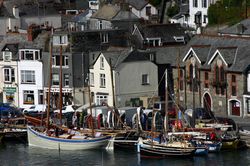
left=54, top=105, right=80, bottom=114
left=23, top=104, right=50, bottom=114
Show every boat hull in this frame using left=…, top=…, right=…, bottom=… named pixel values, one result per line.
left=139, top=141, right=196, bottom=158
left=27, top=126, right=111, bottom=150
left=205, top=141, right=222, bottom=152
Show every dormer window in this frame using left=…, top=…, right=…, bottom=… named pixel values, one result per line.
left=174, top=36, right=185, bottom=43
left=146, top=38, right=161, bottom=47
left=3, top=51, right=12, bottom=61
left=101, top=33, right=108, bottom=43
left=53, top=35, right=68, bottom=45
left=19, top=49, right=41, bottom=60
left=149, top=54, right=155, bottom=61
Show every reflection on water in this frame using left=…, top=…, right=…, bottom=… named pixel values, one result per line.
left=0, top=141, right=249, bottom=166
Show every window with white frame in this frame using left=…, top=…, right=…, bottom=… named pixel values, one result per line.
left=21, top=70, right=35, bottom=84
left=147, top=38, right=161, bottom=47
left=19, top=49, right=41, bottom=60
left=142, top=74, right=149, bottom=85
left=52, top=55, right=69, bottom=67
left=64, top=74, right=69, bottom=87
left=53, top=35, right=68, bottom=45
left=90, top=72, right=94, bottom=86
left=101, top=33, right=108, bottom=43
left=96, top=95, right=108, bottom=105
left=52, top=74, right=59, bottom=86
left=3, top=51, right=12, bottom=61
left=202, top=0, right=207, bottom=8
left=23, top=90, right=34, bottom=104
left=100, top=74, right=106, bottom=87
left=98, top=20, right=103, bottom=29
left=100, top=57, right=104, bottom=69
left=3, top=68, right=15, bottom=82
left=193, top=0, right=198, bottom=7
left=248, top=73, right=250, bottom=92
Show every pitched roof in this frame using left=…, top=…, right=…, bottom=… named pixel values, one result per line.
left=138, top=23, right=187, bottom=43
left=91, top=4, right=120, bottom=20
left=219, top=19, right=250, bottom=36
left=1, top=43, right=18, bottom=53
left=3, top=0, right=59, bottom=18
left=90, top=47, right=130, bottom=68
left=183, top=35, right=250, bottom=72
left=189, top=45, right=211, bottom=64
left=112, top=10, right=139, bottom=21
left=150, top=46, right=186, bottom=66
left=125, top=0, right=148, bottom=10
left=123, top=49, right=153, bottom=62
left=217, top=47, right=237, bottom=66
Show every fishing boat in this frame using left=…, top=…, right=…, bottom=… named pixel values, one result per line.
left=27, top=126, right=111, bottom=150
left=239, top=128, right=250, bottom=148
left=138, top=138, right=196, bottom=158
left=26, top=43, right=112, bottom=150
left=138, top=64, right=197, bottom=158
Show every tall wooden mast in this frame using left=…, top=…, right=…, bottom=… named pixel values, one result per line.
left=164, top=69, right=169, bottom=133
left=59, top=45, right=63, bottom=126
left=87, top=72, right=94, bottom=137
left=46, top=42, right=53, bottom=131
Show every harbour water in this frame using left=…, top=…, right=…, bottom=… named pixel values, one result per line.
left=1, top=141, right=250, bottom=166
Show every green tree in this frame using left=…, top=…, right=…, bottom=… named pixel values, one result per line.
left=208, top=0, right=245, bottom=26
left=149, top=0, right=162, bottom=7
left=167, top=4, right=179, bottom=17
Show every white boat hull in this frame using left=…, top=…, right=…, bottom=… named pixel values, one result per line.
left=27, top=126, right=111, bottom=150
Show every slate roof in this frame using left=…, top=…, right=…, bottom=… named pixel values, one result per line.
left=138, top=23, right=187, bottom=43
left=0, top=3, right=12, bottom=17
left=3, top=0, right=59, bottom=17
left=216, top=47, right=237, bottom=66
left=190, top=45, right=211, bottom=64
left=112, top=10, right=139, bottom=21
left=72, top=9, right=91, bottom=22
left=182, top=35, right=250, bottom=72
left=90, top=48, right=130, bottom=68
left=125, top=0, right=148, bottom=10
left=91, top=4, right=120, bottom=20
left=123, top=49, right=153, bottom=62
left=150, top=46, right=186, bottom=66
left=1, top=43, right=18, bottom=53
left=218, top=19, right=250, bottom=35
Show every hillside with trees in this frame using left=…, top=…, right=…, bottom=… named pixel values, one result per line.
left=208, top=0, right=250, bottom=26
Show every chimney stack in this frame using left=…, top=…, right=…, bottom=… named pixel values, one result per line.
left=12, top=5, right=19, bottom=18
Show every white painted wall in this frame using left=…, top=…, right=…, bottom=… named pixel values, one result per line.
left=18, top=60, right=43, bottom=109
left=131, top=4, right=158, bottom=20
left=189, top=0, right=219, bottom=29
left=0, top=60, right=19, bottom=106
left=89, top=53, right=114, bottom=106
left=248, top=73, right=250, bottom=92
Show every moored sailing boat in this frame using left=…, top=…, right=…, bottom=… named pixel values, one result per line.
left=27, top=126, right=111, bottom=150
left=26, top=42, right=111, bottom=150
left=138, top=137, right=196, bottom=158
left=137, top=66, right=197, bottom=158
